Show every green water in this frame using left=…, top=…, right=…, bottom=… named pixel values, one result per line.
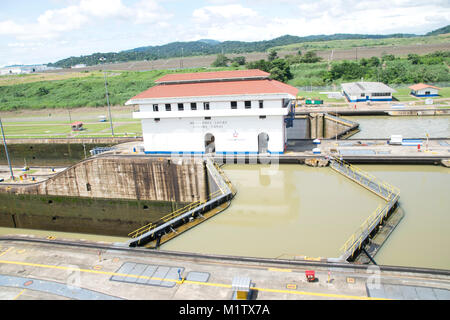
left=344, top=115, right=450, bottom=139
left=162, top=164, right=385, bottom=259
left=1, top=163, right=448, bottom=270
left=162, top=164, right=450, bottom=270
left=357, top=164, right=450, bottom=270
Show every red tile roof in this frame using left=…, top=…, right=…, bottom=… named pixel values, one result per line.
left=409, top=83, right=441, bottom=90
left=155, top=69, right=270, bottom=83
left=129, top=79, right=298, bottom=101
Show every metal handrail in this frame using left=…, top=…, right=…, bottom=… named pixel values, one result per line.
left=330, top=155, right=400, bottom=258
left=330, top=156, right=400, bottom=201
left=128, top=189, right=224, bottom=239
left=128, top=157, right=236, bottom=241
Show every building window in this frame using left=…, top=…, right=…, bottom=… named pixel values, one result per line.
left=259, top=115, right=266, bottom=119
left=154, top=118, right=160, bottom=122
left=178, top=103, right=184, bottom=111
left=204, top=117, right=211, bottom=120
left=191, top=103, right=197, bottom=110
left=231, top=101, right=237, bottom=109
left=165, top=104, right=171, bottom=111
left=153, top=104, right=159, bottom=112
left=203, top=102, right=210, bottom=110
left=361, top=93, right=365, bottom=97
left=259, top=100, right=264, bottom=109
left=245, top=101, right=251, bottom=109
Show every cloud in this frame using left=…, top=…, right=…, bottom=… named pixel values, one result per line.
left=189, top=0, right=450, bottom=41
left=193, top=4, right=258, bottom=23
left=0, top=0, right=171, bottom=40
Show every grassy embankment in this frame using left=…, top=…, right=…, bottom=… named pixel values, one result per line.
left=0, top=67, right=235, bottom=138
left=273, top=33, right=450, bottom=54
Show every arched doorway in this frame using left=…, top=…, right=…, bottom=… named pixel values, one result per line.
left=258, top=132, right=269, bottom=154
left=205, top=133, right=215, bottom=153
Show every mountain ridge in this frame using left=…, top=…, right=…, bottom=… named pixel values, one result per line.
left=47, top=25, right=449, bottom=68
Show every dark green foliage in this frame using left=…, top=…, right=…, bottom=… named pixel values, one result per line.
left=246, top=58, right=293, bottom=82
left=426, top=24, right=450, bottom=36
left=325, top=61, right=367, bottom=81
left=231, top=56, right=246, bottom=65
left=211, top=54, right=230, bottom=67
left=38, top=87, right=50, bottom=96
left=268, top=50, right=278, bottom=61
left=382, top=54, right=396, bottom=61
left=300, top=51, right=322, bottom=63
left=322, top=51, right=450, bottom=84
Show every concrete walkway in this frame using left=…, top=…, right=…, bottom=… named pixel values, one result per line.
left=0, top=237, right=449, bottom=300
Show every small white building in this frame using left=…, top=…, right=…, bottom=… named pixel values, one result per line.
left=409, top=83, right=440, bottom=97
left=71, top=64, right=87, bottom=69
left=125, top=69, right=298, bottom=155
left=341, top=82, right=396, bottom=102
left=0, top=64, right=50, bottom=75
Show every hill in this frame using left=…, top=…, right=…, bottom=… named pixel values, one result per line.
left=48, top=31, right=433, bottom=69
left=426, top=24, right=450, bottom=36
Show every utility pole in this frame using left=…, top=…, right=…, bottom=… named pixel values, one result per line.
left=104, top=72, right=114, bottom=136
left=0, top=118, right=14, bottom=180
left=180, top=48, right=184, bottom=69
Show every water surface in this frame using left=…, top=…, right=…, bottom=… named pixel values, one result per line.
left=344, top=115, right=450, bottom=139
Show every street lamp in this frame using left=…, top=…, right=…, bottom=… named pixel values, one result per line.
left=104, top=72, right=114, bottom=136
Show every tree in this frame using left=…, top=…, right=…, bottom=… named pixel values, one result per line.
left=368, top=56, right=381, bottom=67
left=382, top=54, right=396, bottom=61
left=270, top=59, right=293, bottom=82
left=268, top=50, right=278, bottom=61
left=211, top=54, right=230, bottom=67
left=246, top=59, right=271, bottom=72
left=300, top=51, right=322, bottom=63
left=407, top=54, right=420, bottom=65
left=231, top=56, right=246, bottom=65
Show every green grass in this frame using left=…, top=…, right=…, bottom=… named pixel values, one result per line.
left=0, top=67, right=237, bottom=111
left=273, top=33, right=450, bottom=53
left=287, top=62, right=329, bottom=87
left=1, top=120, right=142, bottom=138
left=113, top=122, right=142, bottom=135
left=295, top=90, right=345, bottom=103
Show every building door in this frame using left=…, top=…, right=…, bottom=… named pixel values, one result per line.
left=258, top=132, right=269, bottom=154
left=205, top=133, right=215, bottom=154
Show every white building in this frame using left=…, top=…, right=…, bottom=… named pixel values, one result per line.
left=71, top=64, right=87, bottom=69
left=341, top=82, right=396, bottom=102
left=0, top=64, right=51, bottom=75
left=409, top=83, right=440, bottom=97
left=125, top=69, right=298, bottom=155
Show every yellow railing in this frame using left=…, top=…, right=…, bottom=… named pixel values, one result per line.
left=128, top=189, right=225, bottom=239
left=331, top=156, right=401, bottom=258
left=213, top=162, right=236, bottom=195
left=330, top=157, right=400, bottom=201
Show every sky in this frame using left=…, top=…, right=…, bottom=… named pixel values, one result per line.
left=0, top=0, right=449, bottom=67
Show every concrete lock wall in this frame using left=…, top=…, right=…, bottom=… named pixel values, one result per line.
left=0, top=138, right=142, bottom=167
left=0, top=156, right=208, bottom=236
left=309, top=114, right=357, bottom=139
